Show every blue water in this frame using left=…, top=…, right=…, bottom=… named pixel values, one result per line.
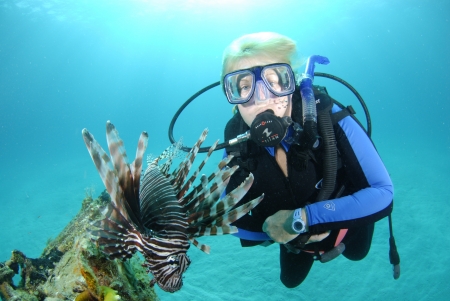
left=1, top=0, right=449, bottom=300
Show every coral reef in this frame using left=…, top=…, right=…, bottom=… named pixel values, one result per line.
left=0, top=191, right=159, bottom=301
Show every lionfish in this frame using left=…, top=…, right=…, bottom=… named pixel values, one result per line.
left=81, top=121, right=263, bottom=292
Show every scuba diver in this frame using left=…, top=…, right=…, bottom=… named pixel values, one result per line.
left=169, top=31, right=400, bottom=288
left=220, top=32, right=394, bottom=288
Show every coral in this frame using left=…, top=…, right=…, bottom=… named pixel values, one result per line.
left=75, top=290, right=96, bottom=301
left=99, top=286, right=120, bottom=301
left=0, top=192, right=159, bottom=301
left=74, top=286, right=120, bottom=301
left=0, top=281, right=39, bottom=301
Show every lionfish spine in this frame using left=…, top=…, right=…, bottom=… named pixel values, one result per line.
left=181, top=155, right=235, bottom=209
left=187, top=174, right=263, bottom=231
left=82, top=128, right=135, bottom=225
left=89, top=205, right=139, bottom=260
left=170, top=129, right=208, bottom=193
left=176, top=139, right=219, bottom=200
left=105, top=121, right=145, bottom=226
left=131, top=130, right=148, bottom=198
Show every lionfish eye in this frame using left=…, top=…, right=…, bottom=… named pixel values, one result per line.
left=167, top=255, right=179, bottom=267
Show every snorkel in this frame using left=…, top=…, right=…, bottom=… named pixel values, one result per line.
left=299, top=55, right=330, bottom=149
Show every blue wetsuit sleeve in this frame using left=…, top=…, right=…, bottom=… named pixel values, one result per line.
left=305, top=105, right=394, bottom=233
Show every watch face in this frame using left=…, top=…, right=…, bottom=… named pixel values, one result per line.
left=293, top=220, right=305, bottom=232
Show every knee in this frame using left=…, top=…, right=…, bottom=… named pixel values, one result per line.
left=342, top=240, right=372, bottom=261
left=342, top=248, right=369, bottom=261
left=280, top=274, right=307, bottom=288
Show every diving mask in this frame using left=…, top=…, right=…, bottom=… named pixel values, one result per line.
left=223, top=63, right=296, bottom=105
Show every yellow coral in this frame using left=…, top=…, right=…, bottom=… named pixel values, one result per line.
left=75, top=290, right=96, bottom=301
left=75, top=286, right=120, bottom=301
left=99, top=286, right=121, bottom=301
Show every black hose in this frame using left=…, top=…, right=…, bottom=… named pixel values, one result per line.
left=167, top=81, right=226, bottom=153
left=316, top=108, right=337, bottom=202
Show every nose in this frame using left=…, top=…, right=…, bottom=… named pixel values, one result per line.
left=254, top=80, right=271, bottom=102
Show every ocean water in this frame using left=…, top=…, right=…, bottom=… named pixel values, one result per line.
left=1, top=0, right=449, bottom=300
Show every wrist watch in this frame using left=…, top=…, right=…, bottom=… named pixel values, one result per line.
left=292, top=208, right=307, bottom=234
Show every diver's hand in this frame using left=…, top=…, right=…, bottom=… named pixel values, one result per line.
left=262, top=209, right=330, bottom=244
left=262, top=210, right=300, bottom=244
left=306, top=232, right=331, bottom=244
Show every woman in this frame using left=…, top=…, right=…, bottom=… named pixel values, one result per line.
left=222, top=32, right=394, bottom=288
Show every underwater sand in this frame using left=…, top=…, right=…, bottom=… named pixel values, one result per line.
left=1, top=144, right=449, bottom=300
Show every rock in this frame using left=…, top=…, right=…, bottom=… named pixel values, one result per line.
left=0, top=193, right=159, bottom=301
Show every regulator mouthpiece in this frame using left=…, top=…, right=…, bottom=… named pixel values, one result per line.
left=250, top=110, right=291, bottom=147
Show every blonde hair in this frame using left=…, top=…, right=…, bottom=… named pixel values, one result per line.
left=221, top=32, right=301, bottom=83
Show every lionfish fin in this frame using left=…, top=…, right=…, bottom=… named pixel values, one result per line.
left=176, top=140, right=219, bottom=200
left=105, top=121, right=146, bottom=226
left=209, top=194, right=264, bottom=227
left=147, top=137, right=183, bottom=176
left=189, top=193, right=263, bottom=238
left=130, top=131, right=149, bottom=198
left=187, top=171, right=253, bottom=227
left=82, top=128, right=133, bottom=223
left=181, top=156, right=236, bottom=210
left=190, top=238, right=211, bottom=254
left=192, top=225, right=238, bottom=237
left=170, top=129, right=208, bottom=193
left=89, top=205, right=139, bottom=260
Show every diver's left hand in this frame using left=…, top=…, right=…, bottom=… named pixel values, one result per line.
left=262, top=210, right=299, bottom=244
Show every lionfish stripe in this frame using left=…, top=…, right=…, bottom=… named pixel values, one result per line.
left=106, top=121, right=142, bottom=226
left=181, top=158, right=237, bottom=209
left=131, top=131, right=149, bottom=198
left=82, top=128, right=114, bottom=192
left=176, top=139, right=219, bottom=200
left=191, top=225, right=238, bottom=237
left=140, top=166, right=189, bottom=231
left=189, top=238, right=211, bottom=254
left=210, top=194, right=264, bottom=227
left=193, top=166, right=236, bottom=212
left=182, top=156, right=239, bottom=210
left=82, top=127, right=142, bottom=227
left=89, top=213, right=140, bottom=259
left=171, top=129, right=208, bottom=193
left=82, top=129, right=133, bottom=222
left=187, top=171, right=252, bottom=226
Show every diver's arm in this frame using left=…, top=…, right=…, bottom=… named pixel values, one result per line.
left=304, top=105, right=394, bottom=234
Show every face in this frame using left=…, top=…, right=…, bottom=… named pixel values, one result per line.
left=147, top=252, right=191, bottom=292
left=231, top=58, right=293, bottom=127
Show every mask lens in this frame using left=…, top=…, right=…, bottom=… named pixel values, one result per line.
left=224, top=70, right=255, bottom=104
left=262, top=65, right=295, bottom=96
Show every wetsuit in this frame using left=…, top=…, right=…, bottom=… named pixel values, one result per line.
left=224, top=92, right=394, bottom=288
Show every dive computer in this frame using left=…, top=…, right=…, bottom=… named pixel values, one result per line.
left=292, top=208, right=307, bottom=234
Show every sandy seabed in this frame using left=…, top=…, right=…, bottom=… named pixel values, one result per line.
left=1, top=145, right=449, bottom=301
